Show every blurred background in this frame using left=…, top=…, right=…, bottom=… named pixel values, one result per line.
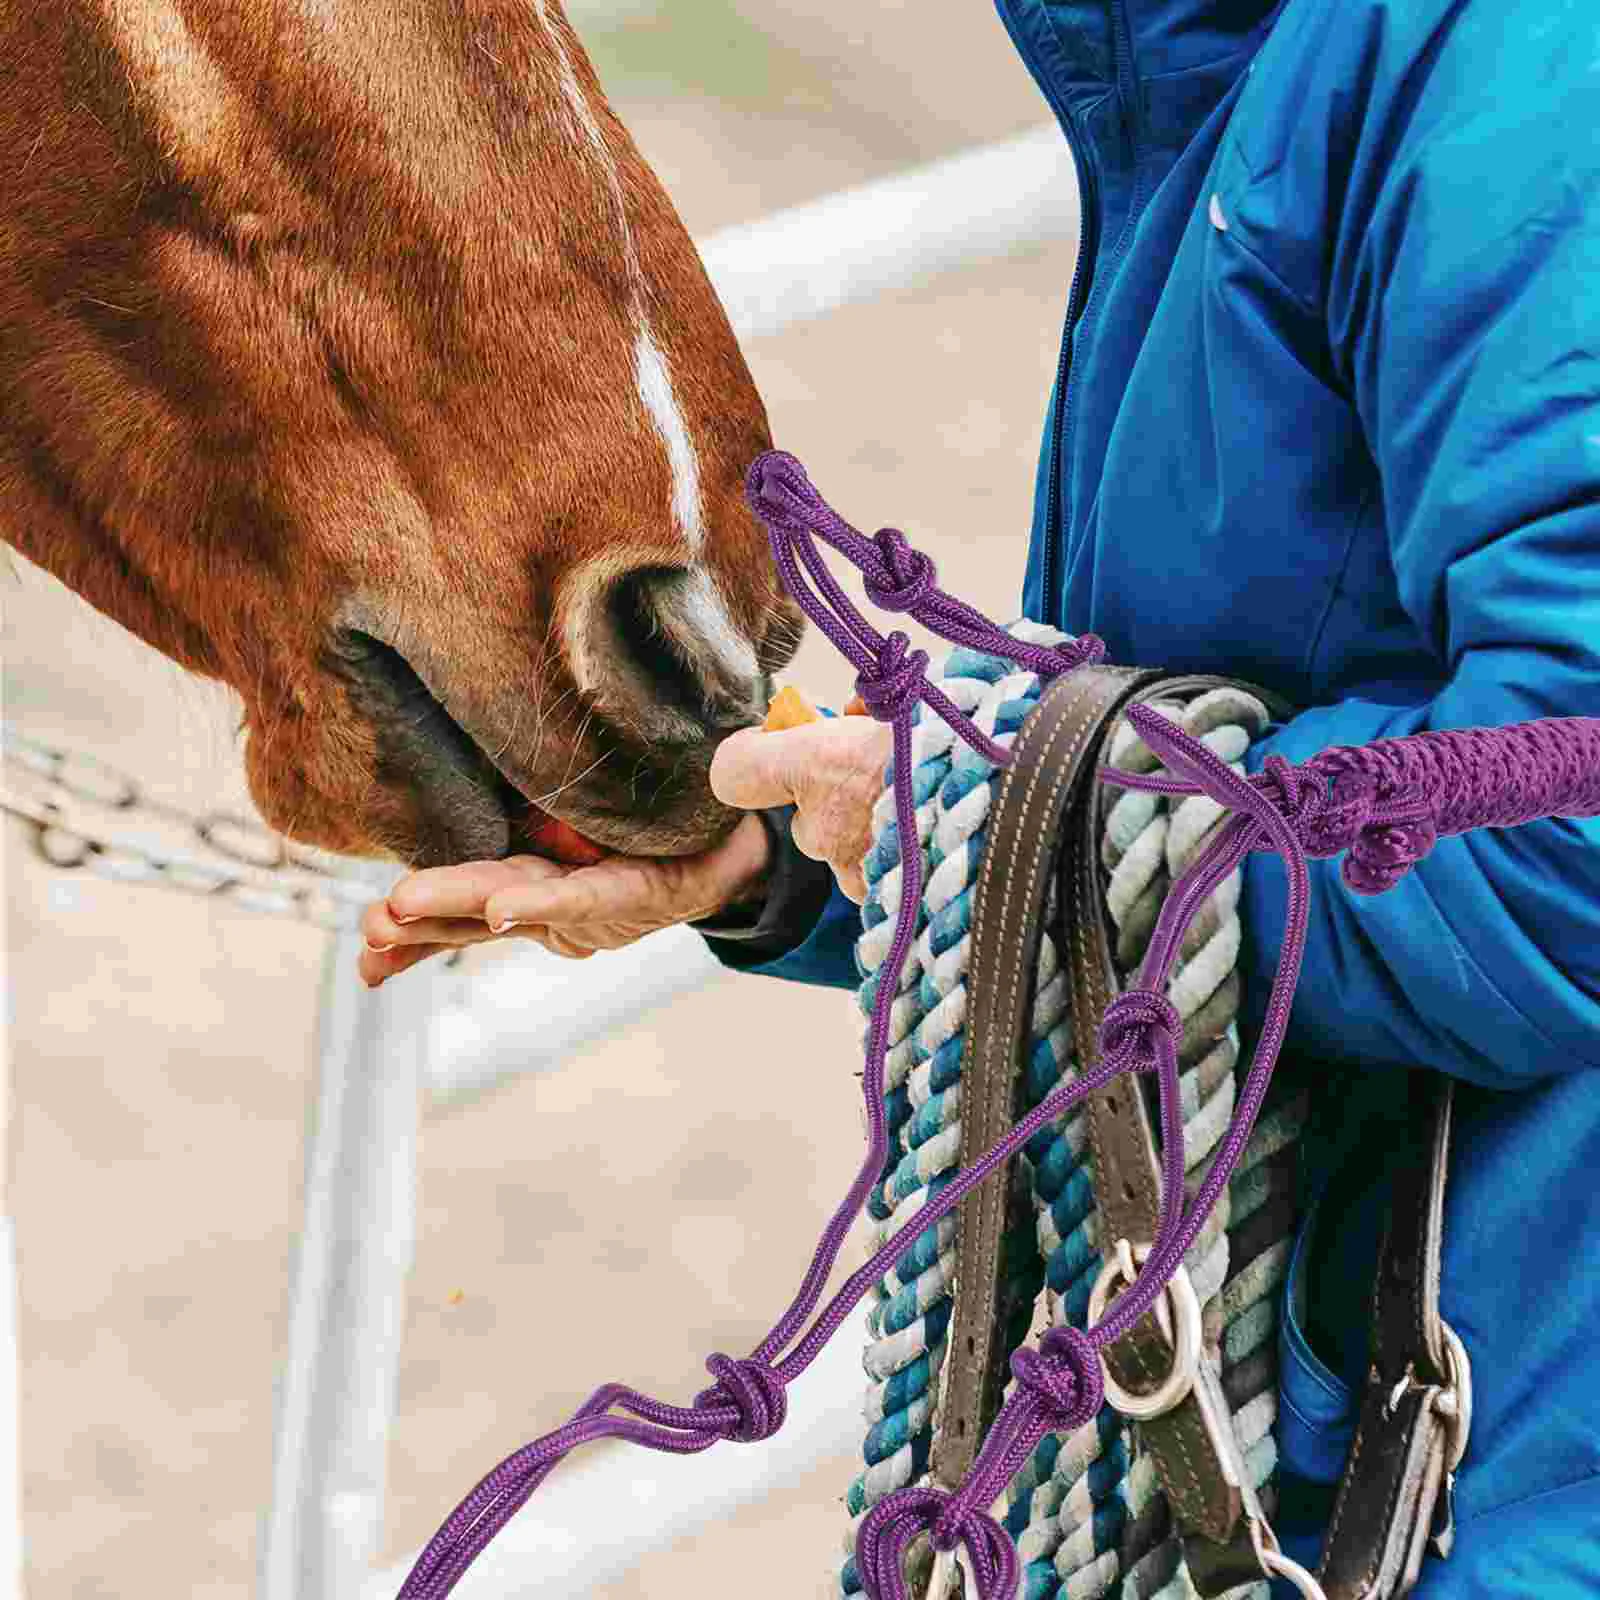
left=1, top=1, right=1077, bottom=1594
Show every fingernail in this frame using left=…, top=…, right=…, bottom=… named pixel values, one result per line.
left=365, top=939, right=395, bottom=954
left=389, top=910, right=420, bottom=925
left=490, top=919, right=521, bottom=934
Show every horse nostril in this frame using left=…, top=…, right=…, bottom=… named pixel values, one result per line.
left=601, top=567, right=764, bottom=737
left=609, top=569, right=710, bottom=721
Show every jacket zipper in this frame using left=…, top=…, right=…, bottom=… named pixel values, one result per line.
left=996, top=0, right=1142, bottom=630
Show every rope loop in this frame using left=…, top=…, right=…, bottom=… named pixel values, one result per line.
left=1253, top=754, right=1326, bottom=838
left=696, top=1355, right=788, bottom=1443
left=855, top=631, right=931, bottom=724
left=744, top=449, right=823, bottom=538
left=863, top=528, right=938, bottom=612
left=1098, top=989, right=1182, bottom=1076
left=1010, top=1324, right=1103, bottom=1433
left=857, top=1486, right=1019, bottom=1600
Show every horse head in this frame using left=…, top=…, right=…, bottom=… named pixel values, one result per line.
left=1, top=0, right=803, bottom=865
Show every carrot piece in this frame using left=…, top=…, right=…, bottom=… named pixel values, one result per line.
left=764, top=685, right=823, bottom=731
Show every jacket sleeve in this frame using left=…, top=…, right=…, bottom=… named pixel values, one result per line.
left=694, top=804, right=864, bottom=991
left=1236, top=42, right=1600, bottom=1088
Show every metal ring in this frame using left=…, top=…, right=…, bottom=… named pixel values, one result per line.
left=1259, top=1544, right=1329, bottom=1598
left=928, top=1545, right=963, bottom=1599
left=198, top=812, right=286, bottom=869
left=52, top=748, right=138, bottom=810
left=1085, top=1240, right=1203, bottom=1420
left=1438, top=1321, right=1473, bottom=1471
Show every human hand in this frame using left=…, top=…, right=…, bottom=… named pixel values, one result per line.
left=709, top=715, right=892, bottom=904
left=356, top=813, right=771, bottom=986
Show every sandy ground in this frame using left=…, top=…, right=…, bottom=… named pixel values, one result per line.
left=2, top=5, right=1077, bottom=1595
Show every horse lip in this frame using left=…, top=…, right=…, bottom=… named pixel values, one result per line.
left=330, top=627, right=523, bottom=864
left=326, top=616, right=745, bottom=863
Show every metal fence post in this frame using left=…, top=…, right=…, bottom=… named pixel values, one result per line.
left=258, top=913, right=429, bottom=1600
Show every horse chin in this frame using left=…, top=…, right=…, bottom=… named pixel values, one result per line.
left=555, top=777, right=739, bottom=861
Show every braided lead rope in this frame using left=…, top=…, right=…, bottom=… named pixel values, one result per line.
left=394, top=451, right=1600, bottom=1600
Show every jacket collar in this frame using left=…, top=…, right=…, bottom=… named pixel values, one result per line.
left=997, top=0, right=1283, bottom=168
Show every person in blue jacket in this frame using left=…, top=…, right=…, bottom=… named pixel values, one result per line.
left=360, top=0, right=1600, bottom=1590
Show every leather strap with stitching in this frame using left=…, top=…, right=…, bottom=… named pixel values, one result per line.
left=935, top=664, right=1165, bottom=1497
left=1318, top=1074, right=1461, bottom=1599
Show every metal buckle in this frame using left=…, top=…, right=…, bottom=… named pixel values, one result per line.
left=1085, top=1239, right=1202, bottom=1419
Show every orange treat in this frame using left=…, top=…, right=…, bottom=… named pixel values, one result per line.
left=764, top=685, right=823, bottom=731
left=844, top=695, right=869, bottom=717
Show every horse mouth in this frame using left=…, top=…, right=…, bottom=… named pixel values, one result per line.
left=332, top=629, right=595, bottom=868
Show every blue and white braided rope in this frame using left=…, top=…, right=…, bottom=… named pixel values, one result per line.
left=837, top=625, right=1307, bottom=1600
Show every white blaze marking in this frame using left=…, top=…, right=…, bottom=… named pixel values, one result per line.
left=676, top=570, right=759, bottom=686
left=530, top=0, right=706, bottom=554
left=634, top=329, right=707, bottom=553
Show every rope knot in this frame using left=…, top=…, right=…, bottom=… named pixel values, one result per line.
left=855, top=631, right=930, bottom=724
left=1254, top=754, right=1327, bottom=840
left=1098, top=989, right=1182, bottom=1075
left=743, top=450, right=823, bottom=538
left=863, top=528, right=938, bottom=612
left=1048, top=631, right=1109, bottom=678
left=696, top=1354, right=788, bottom=1443
left=1343, top=804, right=1439, bottom=894
left=1260, top=756, right=1439, bottom=895
left=1010, top=1325, right=1103, bottom=1433
left=857, top=1487, right=1019, bottom=1599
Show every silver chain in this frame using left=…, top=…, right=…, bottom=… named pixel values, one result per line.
left=2, top=724, right=392, bottom=930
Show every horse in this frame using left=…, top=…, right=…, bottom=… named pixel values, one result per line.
left=0, top=0, right=804, bottom=868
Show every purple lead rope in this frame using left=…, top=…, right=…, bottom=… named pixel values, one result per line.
left=396, top=451, right=1600, bottom=1600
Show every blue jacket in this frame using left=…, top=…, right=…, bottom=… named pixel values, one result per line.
left=706, top=0, right=1600, bottom=1588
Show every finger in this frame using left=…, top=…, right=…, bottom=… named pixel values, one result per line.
left=484, top=855, right=696, bottom=932
left=836, top=862, right=868, bottom=904
left=362, top=898, right=407, bottom=950
left=710, top=717, right=888, bottom=811
left=359, top=941, right=450, bottom=986
left=710, top=726, right=799, bottom=809
left=367, top=915, right=503, bottom=951
left=790, top=806, right=828, bottom=864
left=386, top=855, right=564, bottom=924
left=364, top=896, right=468, bottom=950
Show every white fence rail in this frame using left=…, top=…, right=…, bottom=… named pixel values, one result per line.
left=702, top=124, right=1077, bottom=340
left=8, top=121, right=1074, bottom=1600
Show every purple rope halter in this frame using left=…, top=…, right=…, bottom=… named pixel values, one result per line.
left=395, top=451, right=1600, bottom=1600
